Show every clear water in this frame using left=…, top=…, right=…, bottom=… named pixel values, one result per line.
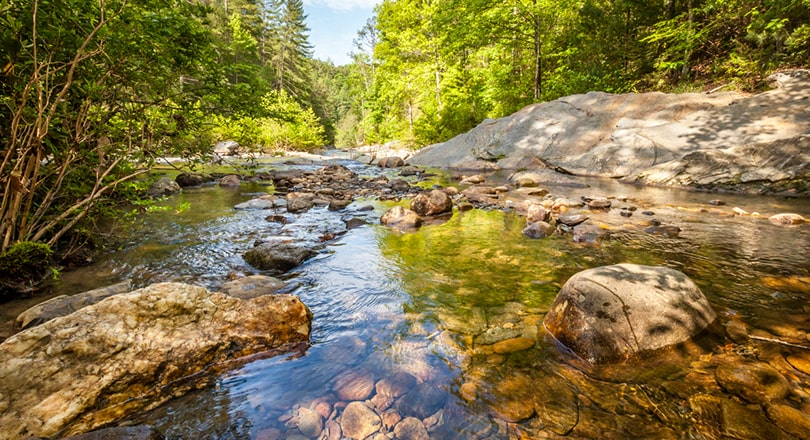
left=6, top=157, right=810, bottom=439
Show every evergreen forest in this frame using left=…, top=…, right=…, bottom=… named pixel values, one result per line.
left=0, top=0, right=808, bottom=277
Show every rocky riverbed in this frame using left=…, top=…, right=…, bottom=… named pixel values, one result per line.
left=1, top=155, right=809, bottom=439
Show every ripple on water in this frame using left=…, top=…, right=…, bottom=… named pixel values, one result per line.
left=22, top=166, right=810, bottom=439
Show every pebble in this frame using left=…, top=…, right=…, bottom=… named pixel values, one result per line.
left=296, top=407, right=323, bottom=438
left=765, top=404, right=810, bottom=439
left=492, top=337, right=535, bottom=354
left=460, top=382, right=478, bottom=401
left=769, top=213, right=806, bottom=225
left=394, top=417, right=430, bottom=440
left=340, top=402, right=381, bottom=440
left=725, top=320, right=749, bottom=344
left=380, top=409, right=402, bottom=431
left=376, top=372, right=418, bottom=398
left=715, top=361, right=790, bottom=404
left=333, top=371, right=375, bottom=401
left=786, top=353, right=810, bottom=375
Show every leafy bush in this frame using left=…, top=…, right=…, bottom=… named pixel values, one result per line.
left=0, top=242, right=55, bottom=296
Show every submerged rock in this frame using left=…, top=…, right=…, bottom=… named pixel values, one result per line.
left=544, top=264, right=717, bottom=363
left=340, top=402, right=381, bottom=440
left=62, top=425, right=164, bottom=440
left=715, top=362, right=790, bottom=404
left=0, top=282, right=312, bottom=439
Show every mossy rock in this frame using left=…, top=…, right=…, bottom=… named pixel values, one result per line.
left=0, top=242, right=55, bottom=298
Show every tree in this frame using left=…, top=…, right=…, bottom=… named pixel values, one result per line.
left=0, top=0, right=215, bottom=255
left=270, top=0, right=314, bottom=101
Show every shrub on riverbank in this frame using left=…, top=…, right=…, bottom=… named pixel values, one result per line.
left=0, top=242, right=55, bottom=299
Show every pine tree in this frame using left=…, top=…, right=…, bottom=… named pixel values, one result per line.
left=270, top=0, right=314, bottom=101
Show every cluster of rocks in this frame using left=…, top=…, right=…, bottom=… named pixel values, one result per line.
left=255, top=371, right=458, bottom=440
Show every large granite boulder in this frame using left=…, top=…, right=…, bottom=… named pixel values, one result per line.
left=409, top=70, right=810, bottom=195
left=16, top=280, right=132, bottom=330
left=544, top=264, right=717, bottom=364
left=0, top=282, right=312, bottom=439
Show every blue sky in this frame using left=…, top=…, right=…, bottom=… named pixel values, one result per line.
left=303, top=0, right=379, bottom=66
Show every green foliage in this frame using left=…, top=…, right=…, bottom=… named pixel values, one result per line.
left=0, top=241, right=55, bottom=294
left=335, top=0, right=809, bottom=151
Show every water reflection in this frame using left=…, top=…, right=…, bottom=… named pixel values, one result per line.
left=7, top=162, right=810, bottom=438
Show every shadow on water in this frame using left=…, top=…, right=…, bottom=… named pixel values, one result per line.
left=4, top=159, right=810, bottom=438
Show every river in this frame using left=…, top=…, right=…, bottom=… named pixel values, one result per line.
left=3, top=154, right=810, bottom=439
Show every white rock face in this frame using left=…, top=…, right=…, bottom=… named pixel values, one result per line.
left=409, top=73, right=810, bottom=195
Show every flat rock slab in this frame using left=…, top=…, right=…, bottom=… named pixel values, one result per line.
left=0, top=282, right=312, bottom=439
left=544, top=264, right=717, bottom=364
left=16, top=280, right=132, bottom=330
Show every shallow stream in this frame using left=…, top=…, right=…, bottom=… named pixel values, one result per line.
left=5, top=155, right=810, bottom=439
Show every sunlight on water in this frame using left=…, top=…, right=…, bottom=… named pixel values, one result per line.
left=8, top=160, right=809, bottom=439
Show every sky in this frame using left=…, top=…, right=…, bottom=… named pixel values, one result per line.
left=303, top=0, right=379, bottom=66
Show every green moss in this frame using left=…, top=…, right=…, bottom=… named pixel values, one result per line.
left=0, top=241, right=55, bottom=295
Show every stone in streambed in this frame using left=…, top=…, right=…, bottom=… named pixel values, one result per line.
left=286, top=193, right=315, bottom=213
left=769, top=213, right=806, bottom=225
left=147, top=177, right=181, bottom=197
left=296, top=407, right=323, bottom=438
left=533, top=374, right=579, bottom=436
left=765, top=404, right=810, bottom=440
left=61, top=425, right=164, bottom=440
left=394, top=417, right=430, bottom=440
left=715, top=361, right=790, bottom=404
left=376, top=372, right=417, bottom=399
left=219, top=174, right=241, bottom=187
left=0, top=282, right=312, bottom=439
left=243, top=238, right=318, bottom=272
left=492, top=337, right=535, bottom=354
left=522, top=221, right=554, bottom=239
left=340, top=402, right=381, bottom=440
left=544, top=264, right=717, bottom=364
left=378, top=156, right=405, bottom=168
left=410, top=190, right=453, bottom=217
left=573, top=224, right=610, bottom=243
left=334, top=371, right=375, bottom=402
left=395, top=383, right=448, bottom=419
left=381, top=206, right=422, bottom=229
left=557, top=214, right=589, bottom=227
left=175, top=172, right=211, bottom=188
left=484, top=373, right=535, bottom=423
